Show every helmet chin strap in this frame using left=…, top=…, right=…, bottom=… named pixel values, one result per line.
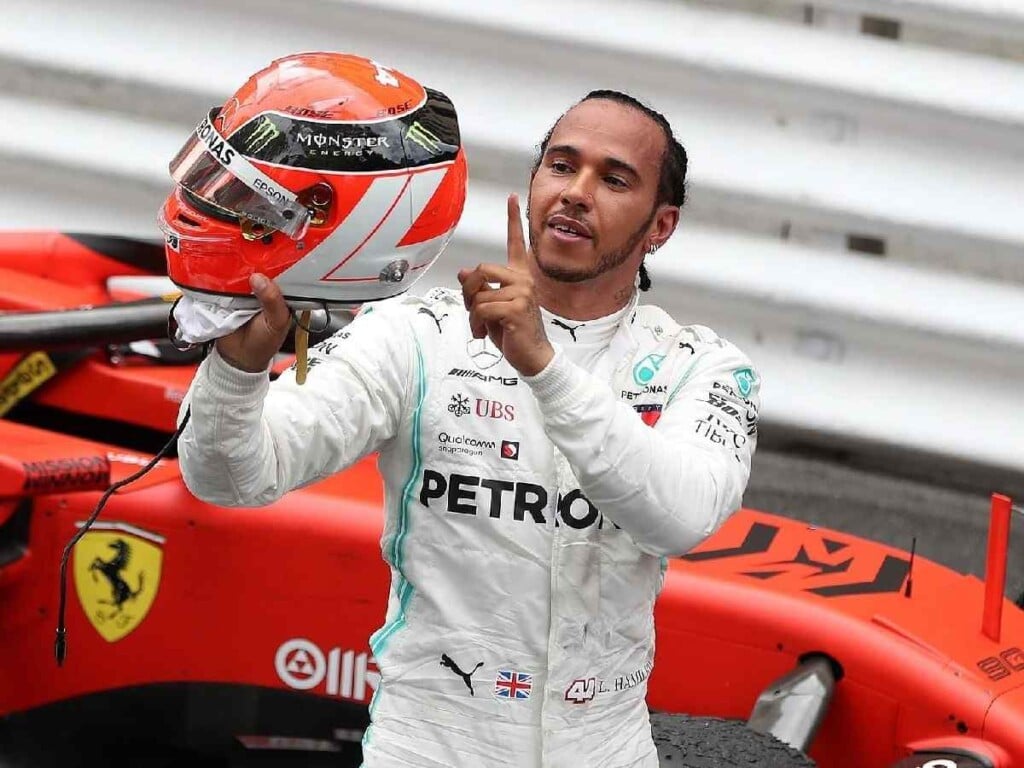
left=289, top=306, right=336, bottom=384
left=294, top=310, right=311, bottom=385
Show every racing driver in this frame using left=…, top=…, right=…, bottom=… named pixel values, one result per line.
left=178, top=90, right=762, bottom=766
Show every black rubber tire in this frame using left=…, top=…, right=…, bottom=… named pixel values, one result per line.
left=652, top=713, right=817, bottom=767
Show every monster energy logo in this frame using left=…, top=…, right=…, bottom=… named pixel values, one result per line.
left=405, top=121, right=442, bottom=155
left=245, top=116, right=281, bottom=154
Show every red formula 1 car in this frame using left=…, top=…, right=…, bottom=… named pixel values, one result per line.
left=1, top=232, right=1022, bottom=768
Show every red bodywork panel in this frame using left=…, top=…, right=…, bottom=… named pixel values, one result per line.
left=651, top=513, right=1024, bottom=767
left=2, top=417, right=1022, bottom=767
left=0, top=421, right=388, bottom=709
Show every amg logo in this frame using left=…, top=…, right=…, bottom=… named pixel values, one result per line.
left=447, top=368, right=518, bottom=386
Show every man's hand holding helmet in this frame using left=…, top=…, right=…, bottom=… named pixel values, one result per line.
left=214, top=273, right=291, bottom=372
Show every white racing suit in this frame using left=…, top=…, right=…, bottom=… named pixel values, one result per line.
left=177, top=287, right=761, bottom=767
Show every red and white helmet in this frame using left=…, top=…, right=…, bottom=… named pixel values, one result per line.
left=159, top=52, right=467, bottom=307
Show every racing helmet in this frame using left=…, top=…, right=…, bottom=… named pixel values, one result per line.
left=159, top=52, right=467, bottom=307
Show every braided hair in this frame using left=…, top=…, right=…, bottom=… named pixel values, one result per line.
left=532, top=90, right=688, bottom=291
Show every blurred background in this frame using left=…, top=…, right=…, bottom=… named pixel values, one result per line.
left=2, top=0, right=1023, bottom=638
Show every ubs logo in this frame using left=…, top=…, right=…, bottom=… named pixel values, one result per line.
left=449, top=395, right=515, bottom=421
left=475, top=398, right=515, bottom=421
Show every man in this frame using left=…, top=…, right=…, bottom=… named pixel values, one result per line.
left=179, top=91, right=761, bottom=767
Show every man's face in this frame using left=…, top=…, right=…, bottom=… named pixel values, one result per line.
left=527, top=99, right=668, bottom=284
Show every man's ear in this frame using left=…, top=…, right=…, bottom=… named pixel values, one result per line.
left=648, top=204, right=680, bottom=251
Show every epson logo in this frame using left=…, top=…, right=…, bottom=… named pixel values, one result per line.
left=418, top=470, right=619, bottom=530
left=252, top=178, right=287, bottom=202
left=447, top=368, right=518, bottom=386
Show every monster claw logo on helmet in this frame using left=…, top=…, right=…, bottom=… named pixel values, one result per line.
left=159, top=52, right=468, bottom=307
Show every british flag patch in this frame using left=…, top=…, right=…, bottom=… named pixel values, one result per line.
left=494, top=670, right=532, bottom=700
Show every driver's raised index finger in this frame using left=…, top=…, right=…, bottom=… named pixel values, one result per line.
left=507, top=193, right=527, bottom=271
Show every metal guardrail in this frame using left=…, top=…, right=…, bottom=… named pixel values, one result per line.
left=0, top=0, right=1022, bottom=472
left=795, top=0, right=1024, bottom=42
left=2, top=31, right=1023, bottom=284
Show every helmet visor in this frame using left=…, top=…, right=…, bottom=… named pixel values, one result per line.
left=169, top=109, right=311, bottom=239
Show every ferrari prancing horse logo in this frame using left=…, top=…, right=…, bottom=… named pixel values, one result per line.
left=73, top=523, right=164, bottom=642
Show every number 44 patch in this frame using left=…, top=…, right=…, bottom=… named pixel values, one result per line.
left=564, top=677, right=597, bottom=704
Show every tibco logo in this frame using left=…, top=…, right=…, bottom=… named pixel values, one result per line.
left=274, top=638, right=379, bottom=703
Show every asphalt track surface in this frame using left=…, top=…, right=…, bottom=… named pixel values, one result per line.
left=2, top=445, right=1022, bottom=767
